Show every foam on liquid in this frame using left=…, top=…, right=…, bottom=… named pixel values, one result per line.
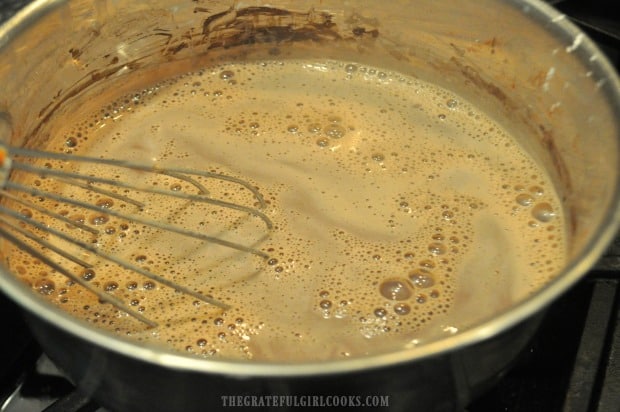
left=4, top=60, right=566, bottom=361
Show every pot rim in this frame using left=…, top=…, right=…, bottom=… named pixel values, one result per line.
left=0, top=0, right=619, bottom=377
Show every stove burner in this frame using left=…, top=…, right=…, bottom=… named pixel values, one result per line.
left=468, top=274, right=620, bottom=412
left=551, top=0, right=620, bottom=68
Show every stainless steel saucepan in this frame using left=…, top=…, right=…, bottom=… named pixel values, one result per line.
left=0, top=1, right=618, bottom=411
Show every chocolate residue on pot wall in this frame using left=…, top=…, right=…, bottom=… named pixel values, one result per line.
left=161, top=6, right=379, bottom=57
left=443, top=49, right=575, bottom=236
left=538, top=123, right=578, bottom=236
left=158, top=5, right=345, bottom=57
left=193, top=6, right=377, bottom=54
left=30, top=58, right=146, bottom=145
left=449, top=56, right=512, bottom=108
left=30, top=5, right=378, bottom=145
left=201, top=6, right=339, bottom=45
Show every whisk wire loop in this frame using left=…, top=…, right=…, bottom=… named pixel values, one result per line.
left=0, top=143, right=270, bottom=327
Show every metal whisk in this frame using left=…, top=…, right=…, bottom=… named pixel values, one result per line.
left=0, top=143, right=272, bottom=327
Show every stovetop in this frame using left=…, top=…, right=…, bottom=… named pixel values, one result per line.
left=1, top=0, right=619, bottom=411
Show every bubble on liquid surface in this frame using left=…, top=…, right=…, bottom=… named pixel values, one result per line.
left=325, top=124, right=345, bottom=139
left=36, top=279, right=55, bottom=295
left=428, top=242, right=447, bottom=255
left=408, top=270, right=435, bottom=288
left=344, top=64, right=358, bottom=74
left=394, top=303, right=411, bottom=315
left=532, top=202, right=556, bottom=222
left=81, top=269, right=96, bottom=281
left=379, top=279, right=412, bottom=301
left=104, top=281, right=119, bottom=291
left=516, top=193, right=534, bottom=207
left=90, top=214, right=109, bottom=225
left=374, top=308, right=387, bottom=318
left=20, top=209, right=32, bottom=218
left=96, top=198, right=114, bottom=209
left=308, top=123, right=321, bottom=134
left=65, top=137, right=77, bottom=147
left=219, top=70, right=235, bottom=80
left=372, top=153, right=385, bottom=162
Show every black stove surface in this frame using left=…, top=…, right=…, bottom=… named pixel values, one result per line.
left=1, top=0, right=619, bottom=411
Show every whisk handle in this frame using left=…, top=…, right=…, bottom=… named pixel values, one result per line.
left=0, top=143, right=12, bottom=188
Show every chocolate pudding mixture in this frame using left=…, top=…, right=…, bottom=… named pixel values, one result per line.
left=3, top=59, right=566, bottom=361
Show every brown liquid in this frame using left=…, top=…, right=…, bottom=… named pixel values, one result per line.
left=3, top=60, right=566, bottom=361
